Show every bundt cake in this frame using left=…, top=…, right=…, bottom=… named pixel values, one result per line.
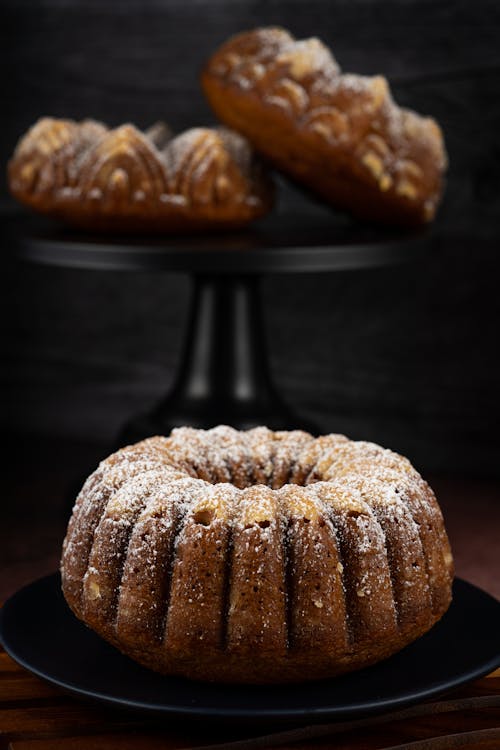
left=61, top=426, right=454, bottom=683
left=202, top=28, right=447, bottom=226
left=8, top=118, right=273, bottom=231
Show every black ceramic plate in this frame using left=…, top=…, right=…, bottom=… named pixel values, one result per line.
left=1, top=574, right=498, bottom=723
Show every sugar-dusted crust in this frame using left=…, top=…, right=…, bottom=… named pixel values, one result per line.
left=202, top=28, right=447, bottom=226
left=61, top=425, right=454, bottom=684
left=8, top=119, right=273, bottom=231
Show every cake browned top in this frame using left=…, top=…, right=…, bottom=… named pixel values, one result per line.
left=64, top=425, right=452, bottom=571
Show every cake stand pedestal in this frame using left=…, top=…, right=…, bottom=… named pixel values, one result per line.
left=10, top=212, right=426, bottom=443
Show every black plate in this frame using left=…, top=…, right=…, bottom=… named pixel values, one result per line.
left=1, top=574, right=498, bottom=723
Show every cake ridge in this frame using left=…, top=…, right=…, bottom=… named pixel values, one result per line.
left=66, top=459, right=181, bottom=612
left=158, top=480, right=214, bottom=651
left=310, top=481, right=396, bottom=647
left=310, top=472, right=436, bottom=631
left=83, top=468, right=172, bottom=629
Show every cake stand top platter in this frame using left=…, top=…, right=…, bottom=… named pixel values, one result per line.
left=5, top=210, right=428, bottom=274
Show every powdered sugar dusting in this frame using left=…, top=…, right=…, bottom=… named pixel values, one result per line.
left=68, top=426, right=438, bottom=541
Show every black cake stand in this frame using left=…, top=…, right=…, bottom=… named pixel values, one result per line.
left=9, top=211, right=426, bottom=443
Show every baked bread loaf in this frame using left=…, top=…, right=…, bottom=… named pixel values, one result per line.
left=202, top=28, right=447, bottom=226
left=61, top=425, right=454, bottom=683
left=8, top=118, right=273, bottom=231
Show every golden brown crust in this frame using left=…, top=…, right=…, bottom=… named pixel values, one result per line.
left=202, top=27, right=447, bottom=226
left=8, top=118, right=274, bottom=232
left=61, top=425, right=454, bottom=683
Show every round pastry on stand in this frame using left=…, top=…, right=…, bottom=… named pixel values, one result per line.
left=8, top=118, right=274, bottom=232
left=202, top=27, right=447, bottom=227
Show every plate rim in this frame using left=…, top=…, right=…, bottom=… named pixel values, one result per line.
left=1, top=573, right=499, bottom=721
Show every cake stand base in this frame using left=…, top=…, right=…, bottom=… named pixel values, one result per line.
left=120, top=273, right=318, bottom=444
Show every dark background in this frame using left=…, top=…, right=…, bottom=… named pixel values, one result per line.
left=1, top=0, right=499, bottom=478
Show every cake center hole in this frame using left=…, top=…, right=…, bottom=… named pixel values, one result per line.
left=188, top=456, right=315, bottom=489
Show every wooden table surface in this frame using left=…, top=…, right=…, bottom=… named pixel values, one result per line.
left=1, top=438, right=499, bottom=748
left=0, top=639, right=499, bottom=750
